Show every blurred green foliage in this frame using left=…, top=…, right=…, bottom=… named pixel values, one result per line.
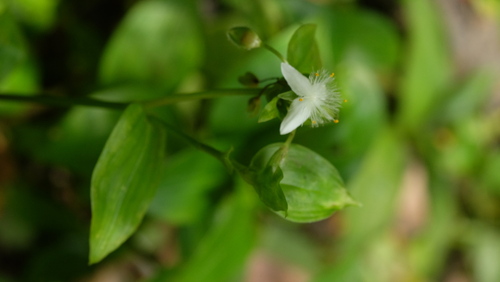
left=1, top=0, right=500, bottom=281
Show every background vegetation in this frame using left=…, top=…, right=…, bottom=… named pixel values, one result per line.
left=1, top=0, right=500, bottom=281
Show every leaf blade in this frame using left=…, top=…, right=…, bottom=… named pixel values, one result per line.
left=287, top=24, right=322, bottom=73
left=89, top=104, right=166, bottom=264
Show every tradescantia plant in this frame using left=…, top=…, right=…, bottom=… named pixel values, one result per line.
left=228, top=24, right=357, bottom=216
left=0, top=22, right=357, bottom=264
left=92, top=24, right=358, bottom=263
left=89, top=24, right=357, bottom=263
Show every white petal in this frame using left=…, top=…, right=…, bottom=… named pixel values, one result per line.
left=281, top=62, right=311, bottom=97
left=280, top=99, right=312, bottom=135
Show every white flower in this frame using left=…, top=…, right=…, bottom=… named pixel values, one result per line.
left=279, top=62, right=342, bottom=135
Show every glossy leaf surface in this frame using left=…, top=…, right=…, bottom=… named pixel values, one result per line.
left=251, top=143, right=356, bottom=222
left=90, top=104, right=166, bottom=264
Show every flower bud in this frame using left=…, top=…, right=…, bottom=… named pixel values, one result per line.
left=227, top=27, right=262, bottom=50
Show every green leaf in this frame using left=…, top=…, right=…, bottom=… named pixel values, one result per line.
left=313, top=128, right=406, bottom=282
left=251, top=143, right=357, bottom=222
left=258, top=96, right=280, bottom=123
left=260, top=222, right=321, bottom=273
left=439, top=69, right=494, bottom=125
left=332, top=56, right=388, bottom=162
left=4, top=0, right=59, bottom=29
left=287, top=24, right=322, bottom=73
left=170, top=183, right=256, bottom=282
left=466, top=225, right=500, bottom=282
left=227, top=27, right=262, bottom=50
left=318, top=8, right=400, bottom=73
left=90, top=104, right=166, bottom=264
left=0, top=14, right=27, bottom=81
left=277, top=90, right=297, bottom=101
left=343, top=128, right=406, bottom=237
left=397, top=0, right=452, bottom=132
left=99, top=0, right=202, bottom=91
left=252, top=159, right=288, bottom=212
left=481, top=152, right=500, bottom=195
left=0, top=61, right=38, bottom=116
left=407, top=177, right=457, bottom=278
left=240, top=144, right=288, bottom=212
left=148, top=149, right=226, bottom=224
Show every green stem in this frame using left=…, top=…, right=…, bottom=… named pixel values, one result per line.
left=264, top=44, right=286, bottom=62
left=0, top=88, right=262, bottom=110
left=150, top=115, right=245, bottom=173
left=142, top=89, right=262, bottom=108
left=158, top=119, right=225, bottom=160
left=283, top=130, right=296, bottom=148
left=0, top=93, right=126, bottom=109
left=268, top=130, right=295, bottom=167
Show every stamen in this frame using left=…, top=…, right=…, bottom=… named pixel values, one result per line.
left=299, top=98, right=304, bottom=101
left=330, top=73, right=335, bottom=77
left=334, top=119, right=339, bottom=123
left=343, top=99, right=348, bottom=103
left=315, top=73, right=319, bottom=77
left=312, top=120, right=317, bottom=124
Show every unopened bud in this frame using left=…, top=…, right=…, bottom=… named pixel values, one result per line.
left=227, top=27, right=262, bottom=50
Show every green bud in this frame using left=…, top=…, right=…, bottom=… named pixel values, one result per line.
left=238, top=71, right=259, bottom=87
left=227, top=27, right=262, bottom=50
left=247, top=96, right=261, bottom=117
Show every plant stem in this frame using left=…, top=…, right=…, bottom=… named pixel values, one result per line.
left=268, top=130, right=295, bottom=167
left=142, top=89, right=262, bottom=108
left=263, top=44, right=285, bottom=62
left=283, top=130, right=296, bottom=148
left=152, top=116, right=251, bottom=175
left=159, top=120, right=225, bottom=160
left=0, top=93, right=126, bottom=109
left=0, top=88, right=262, bottom=110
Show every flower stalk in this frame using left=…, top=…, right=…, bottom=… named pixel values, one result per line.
left=263, top=43, right=286, bottom=62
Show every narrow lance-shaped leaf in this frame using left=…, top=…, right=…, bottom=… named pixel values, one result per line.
left=89, top=104, right=166, bottom=264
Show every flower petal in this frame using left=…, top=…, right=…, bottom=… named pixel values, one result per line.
left=280, top=99, right=312, bottom=135
left=281, top=62, right=311, bottom=97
